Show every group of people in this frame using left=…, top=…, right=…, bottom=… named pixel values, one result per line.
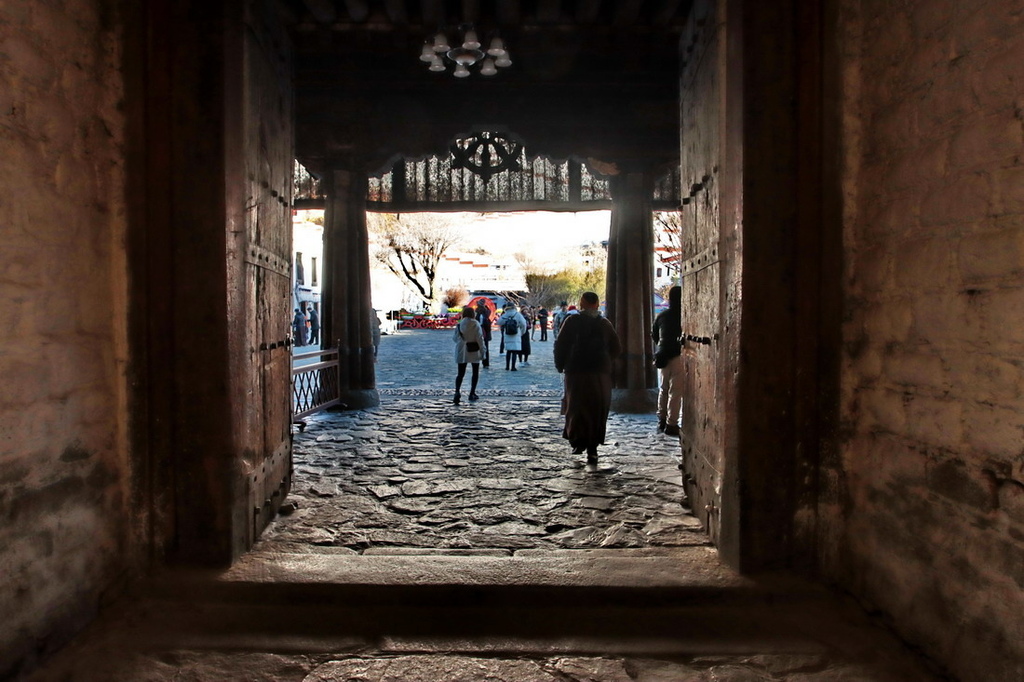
left=292, top=305, right=320, bottom=347
left=449, top=287, right=683, bottom=464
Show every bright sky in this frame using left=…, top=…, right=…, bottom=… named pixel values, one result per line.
left=452, top=210, right=611, bottom=268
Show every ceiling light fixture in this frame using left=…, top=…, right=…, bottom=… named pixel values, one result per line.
left=420, top=24, right=511, bottom=78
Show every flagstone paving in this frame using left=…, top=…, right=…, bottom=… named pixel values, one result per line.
left=25, top=329, right=943, bottom=682
left=262, top=329, right=704, bottom=554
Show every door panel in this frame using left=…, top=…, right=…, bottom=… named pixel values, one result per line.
left=678, top=0, right=725, bottom=544
left=240, top=0, right=294, bottom=547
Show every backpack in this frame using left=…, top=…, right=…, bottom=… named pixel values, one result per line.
left=501, top=316, right=520, bottom=336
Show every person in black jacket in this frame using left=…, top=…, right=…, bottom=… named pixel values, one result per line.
left=652, top=285, right=683, bottom=436
left=475, top=301, right=493, bottom=368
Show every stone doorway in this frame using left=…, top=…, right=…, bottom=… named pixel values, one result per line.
left=259, top=329, right=706, bottom=556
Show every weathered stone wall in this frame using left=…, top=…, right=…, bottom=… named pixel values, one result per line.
left=0, top=1, right=128, bottom=678
left=834, top=1, right=1024, bottom=679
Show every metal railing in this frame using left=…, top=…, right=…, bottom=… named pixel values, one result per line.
left=292, top=346, right=341, bottom=421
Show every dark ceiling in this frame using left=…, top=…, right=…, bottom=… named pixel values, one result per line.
left=278, top=1, right=692, bottom=174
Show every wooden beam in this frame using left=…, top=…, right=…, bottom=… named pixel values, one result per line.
left=536, top=0, right=562, bottom=23
left=302, top=0, right=337, bottom=23
left=365, top=199, right=615, bottom=213
left=343, top=0, right=369, bottom=22
left=613, top=0, right=643, bottom=26
left=275, top=0, right=300, bottom=25
left=461, top=0, right=479, bottom=23
left=575, top=0, right=602, bottom=23
left=652, top=0, right=683, bottom=24
left=420, top=0, right=443, bottom=25
left=382, top=0, right=407, bottom=24
left=495, top=0, right=520, bottom=25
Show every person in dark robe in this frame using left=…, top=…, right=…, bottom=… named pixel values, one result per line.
left=519, top=307, right=533, bottom=366
left=292, top=308, right=308, bottom=346
left=553, top=291, right=621, bottom=463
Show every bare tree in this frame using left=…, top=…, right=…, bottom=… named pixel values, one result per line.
left=368, top=213, right=461, bottom=309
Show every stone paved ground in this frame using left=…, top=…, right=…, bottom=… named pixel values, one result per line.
left=265, top=329, right=703, bottom=554
left=25, top=330, right=944, bottom=681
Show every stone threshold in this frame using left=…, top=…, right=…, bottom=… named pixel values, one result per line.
left=223, top=546, right=741, bottom=588
left=148, top=546, right=826, bottom=614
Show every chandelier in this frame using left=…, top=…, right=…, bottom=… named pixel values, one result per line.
left=419, top=24, right=512, bottom=78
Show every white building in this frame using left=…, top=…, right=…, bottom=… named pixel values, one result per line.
left=292, top=210, right=323, bottom=314
left=436, top=252, right=526, bottom=294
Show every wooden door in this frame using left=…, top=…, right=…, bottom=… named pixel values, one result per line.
left=236, top=0, right=294, bottom=549
left=678, top=0, right=726, bottom=545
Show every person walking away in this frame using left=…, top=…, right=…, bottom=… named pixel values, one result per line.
left=520, top=315, right=532, bottom=366
left=652, top=285, right=683, bottom=436
left=554, top=292, right=621, bottom=463
left=552, top=301, right=568, bottom=340
left=475, top=301, right=492, bottom=368
left=292, top=308, right=308, bottom=346
left=452, top=307, right=484, bottom=403
left=307, top=306, right=321, bottom=346
left=538, top=307, right=549, bottom=341
left=497, top=303, right=528, bottom=371
left=520, top=307, right=534, bottom=365
left=370, top=308, right=382, bottom=359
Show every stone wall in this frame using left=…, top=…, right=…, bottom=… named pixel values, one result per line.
left=834, top=1, right=1024, bottom=679
left=0, top=1, right=129, bottom=677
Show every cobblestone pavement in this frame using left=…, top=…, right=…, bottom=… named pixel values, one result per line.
left=300, top=654, right=934, bottom=682
left=26, top=330, right=942, bottom=682
left=264, top=329, right=703, bottom=554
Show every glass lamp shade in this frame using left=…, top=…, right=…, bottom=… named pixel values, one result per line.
left=447, top=46, right=484, bottom=66
left=480, top=58, right=498, bottom=76
left=495, top=53, right=512, bottom=68
left=432, top=32, right=450, bottom=52
left=486, top=37, right=506, bottom=57
left=419, top=43, right=435, bottom=62
left=453, top=63, right=471, bottom=78
left=462, top=29, right=481, bottom=50
left=428, top=56, right=446, bottom=72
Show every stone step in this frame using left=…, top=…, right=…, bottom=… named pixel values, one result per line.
left=30, top=549, right=939, bottom=681
left=152, top=547, right=820, bottom=608
left=137, top=548, right=835, bottom=653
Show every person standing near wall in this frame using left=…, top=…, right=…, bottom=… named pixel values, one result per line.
left=554, top=292, right=621, bottom=463
left=652, top=285, right=683, bottom=436
left=292, top=308, right=308, bottom=346
left=452, top=307, right=484, bottom=403
left=370, top=308, right=382, bottom=359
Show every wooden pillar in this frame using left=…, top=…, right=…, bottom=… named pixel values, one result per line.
left=608, top=172, right=658, bottom=413
left=322, top=169, right=380, bottom=409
